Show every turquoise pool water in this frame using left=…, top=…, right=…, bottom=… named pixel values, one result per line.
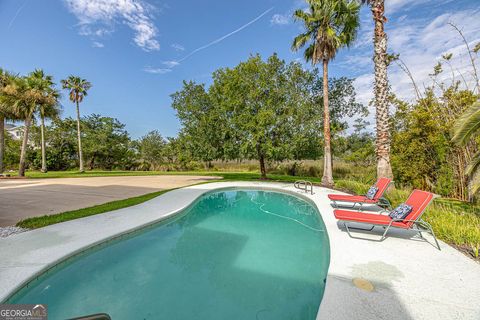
left=8, top=189, right=330, bottom=320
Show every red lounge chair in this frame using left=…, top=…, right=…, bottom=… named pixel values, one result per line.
left=328, top=177, right=392, bottom=210
left=334, top=189, right=440, bottom=250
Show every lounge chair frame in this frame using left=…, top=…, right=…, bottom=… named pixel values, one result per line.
left=341, top=194, right=441, bottom=250
left=330, top=179, right=394, bottom=211
left=331, top=196, right=392, bottom=211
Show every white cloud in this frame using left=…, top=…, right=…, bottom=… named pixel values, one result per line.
left=386, top=0, right=453, bottom=15
left=162, top=60, right=180, bottom=68
left=143, top=66, right=171, bottom=74
left=388, top=10, right=480, bottom=100
left=64, top=0, right=159, bottom=51
left=171, top=43, right=185, bottom=51
left=92, top=41, right=104, bottom=48
left=387, top=0, right=430, bottom=14
left=351, top=9, right=480, bottom=107
left=271, top=13, right=290, bottom=26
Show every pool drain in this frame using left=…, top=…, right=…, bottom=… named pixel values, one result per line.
left=352, top=278, right=374, bottom=292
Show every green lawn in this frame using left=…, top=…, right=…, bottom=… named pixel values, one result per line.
left=18, top=170, right=480, bottom=259
left=25, top=170, right=322, bottom=182
left=16, top=189, right=173, bottom=229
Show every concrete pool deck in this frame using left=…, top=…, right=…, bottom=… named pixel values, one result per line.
left=0, top=175, right=220, bottom=226
left=0, top=181, right=479, bottom=319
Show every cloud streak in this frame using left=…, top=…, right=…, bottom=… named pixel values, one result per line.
left=144, top=66, right=171, bottom=74
left=8, top=0, right=28, bottom=30
left=144, top=7, right=274, bottom=75
left=176, top=7, right=274, bottom=63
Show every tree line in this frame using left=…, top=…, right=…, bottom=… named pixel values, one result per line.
left=0, top=55, right=368, bottom=175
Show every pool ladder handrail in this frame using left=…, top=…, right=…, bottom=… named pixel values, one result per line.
left=68, top=313, right=111, bottom=320
left=294, top=180, right=314, bottom=195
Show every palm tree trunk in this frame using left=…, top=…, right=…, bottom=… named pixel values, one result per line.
left=40, top=114, right=47, bottom=173
left=372, top=0, right=393, bottom=180
left=0, top=115, right=4, bottom=174
left=18, top=114, right=32, bottom=177
left=321, top=59, right=334, bottom=187
left=75, top=101, right=84, bottom=172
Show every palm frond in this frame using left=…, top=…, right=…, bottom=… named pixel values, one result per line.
left=291, top=0, right=360, bottom=65
left=452, top=101, right=480, bottom=145
left=470, top=173, right=480, bottom=195
left=466, top=150, right=480, bottom=177
left=292, top=32, right=312, bottom=51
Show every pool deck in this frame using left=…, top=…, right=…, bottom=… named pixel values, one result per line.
left=0, top=181, right=479, bottom=319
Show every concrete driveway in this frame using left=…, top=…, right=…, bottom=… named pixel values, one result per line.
left=0, top=175, right=220, bottom=226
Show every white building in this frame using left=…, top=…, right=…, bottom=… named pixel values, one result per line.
left=5, top=123, right=23, bottom=141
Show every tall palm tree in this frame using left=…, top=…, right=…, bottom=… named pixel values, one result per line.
left=61, top=76, right=92, bottom=173
left=361, top=0, right=393, bottom=179
left=30, top=69, right=61, bottom=173
left=452, top=101, right=480, bottom=196
left=292, top=0, right=360, bottom=187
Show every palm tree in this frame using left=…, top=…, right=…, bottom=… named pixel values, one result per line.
left=361, top=0, right=393, bottom=180
left=0, top=69, right=13, bottom=174
left=292, top=0, right=360, bottom=187
left=452, top=101, right=480, bottom=196
left=30, top=69, right=61, bottom=173
left=2, top=74, right=46, bottom=176
left=61, top=76, right=92, bottom=173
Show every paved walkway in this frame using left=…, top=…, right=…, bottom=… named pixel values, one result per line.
left=0, top=182, right=479, bottom=319
left=0, top=175, right=219, bottom=226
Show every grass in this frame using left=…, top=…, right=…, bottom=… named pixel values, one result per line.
left=17, top=168, right=480, bottom=259
left=16, top=189, right=172, bottom=229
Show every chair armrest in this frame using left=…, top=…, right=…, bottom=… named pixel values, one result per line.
left=391, top=218, right=420, bottom=223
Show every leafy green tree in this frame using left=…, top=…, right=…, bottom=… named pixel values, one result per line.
left=136, top=130, right=167, bottom=170
left=61, top=76, right=92, bottom=172
left=337, top=119, right=375, bottom=166
left=292, top=0, right=360, bottom=187
left=391, top=87, right=478, bottom=200
left=81, top=114, right=131, bottom=170
left=209, top=54, right=313, bottom=178
left=3, top=127, right=21, bottom=169
left=361, top=0, right=393, bottom=179
left=171, top=81, right=226, bottom=167
left=29, top=118, right=79, bottom=171
left=25, top=115, right=134, bottom=171
left=452, top=101, right=480, bottom=195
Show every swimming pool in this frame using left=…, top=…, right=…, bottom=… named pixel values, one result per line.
left=7, top=189, right=330, bottom=319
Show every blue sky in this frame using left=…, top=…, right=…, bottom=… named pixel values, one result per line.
left=0, top=0, right=479, bottom=137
